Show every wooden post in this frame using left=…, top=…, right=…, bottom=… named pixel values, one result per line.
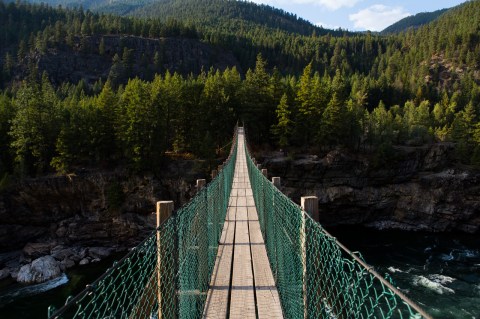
left=196, top=179, right=206, bottom=192
left=301, top=196, right=318, bottom=222
left=211, top=169, right=217, bottom=179
left=217, top=164, right=223, bottom=172
left=272, top=177, right=281, bottom=189
left=256, top=164, right=261, bottom=170
left=261, top=168, right=268, bottom=177
left=157, top=201, right=174, bottom=319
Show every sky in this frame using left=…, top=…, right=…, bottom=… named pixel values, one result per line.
left=248, top=0, right=469, bottom=32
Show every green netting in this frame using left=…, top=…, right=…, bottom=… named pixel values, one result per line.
left=245, top=141, right=430, bottom=319
left=48, top=129, right=238, bottom=319
left=48, top=126, right=430, bottom=319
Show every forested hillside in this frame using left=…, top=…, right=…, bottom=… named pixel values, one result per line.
left=0, top=0, right=480, bottom=182
left=381, top=8, right=449, bottom=34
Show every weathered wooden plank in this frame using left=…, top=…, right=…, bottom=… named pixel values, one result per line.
left=203, top=207, right=236, bottom=319
left=248, top=206, right=283, bottom=319
left=230, top=206, right=256, bottom=318
left=203, top=130, right=284, bottom=319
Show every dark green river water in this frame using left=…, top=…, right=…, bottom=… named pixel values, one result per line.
left=328, top=226, right=480, bottom=319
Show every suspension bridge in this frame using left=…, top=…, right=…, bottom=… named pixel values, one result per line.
left=48, top=127, right=431, bottom=319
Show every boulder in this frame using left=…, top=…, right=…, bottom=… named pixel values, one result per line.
left=51, top=245, right=75, bottom=261
left=60, top=257, right=75, bottom=270
left=79, top=258, right=90, bottom=265
left=23, top=242, right=52, bottom=260
left=0, top=267, right=10, bottom=280
left=88, top=247, right=112, bottom=259
left=16, top=255, right=61, bottom=284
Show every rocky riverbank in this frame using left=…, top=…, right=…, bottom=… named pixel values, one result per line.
left=260, top=143, right=480, bottom=233
left=0, top=160, right=208, bottom=284
left=2, top=143, right=479, bottom=286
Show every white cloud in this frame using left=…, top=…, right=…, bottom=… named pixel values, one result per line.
left=349, top=4, right=410, bottom=31
left=248, top=0, right=361, bottom=11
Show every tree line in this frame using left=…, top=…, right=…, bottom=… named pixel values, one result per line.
left=1, top=55, right=479, bottom=182
left=0, top=0, right=479, bottom=181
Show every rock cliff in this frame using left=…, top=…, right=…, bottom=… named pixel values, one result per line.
left=0, top=159, right=208, bottom=282
left=261, top=143, right=480, bottom=233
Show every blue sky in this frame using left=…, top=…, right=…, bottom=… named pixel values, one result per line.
left=248, top=0, right=468, bottom=31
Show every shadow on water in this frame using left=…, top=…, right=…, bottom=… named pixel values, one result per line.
left=327, top=226, right=480, bottom=319
left=0, top=252, right=126, bottom=319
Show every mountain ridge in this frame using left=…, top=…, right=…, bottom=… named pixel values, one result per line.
left=381, top=8, right=450, bottom=34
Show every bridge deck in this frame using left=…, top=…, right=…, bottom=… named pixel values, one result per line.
left=203, top=130, right=283, bottom=319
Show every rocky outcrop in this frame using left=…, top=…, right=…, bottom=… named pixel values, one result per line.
left=261, top=143, right=480, bottom=233
left=16, top=256, right=61, bottom=284
left=0, top=160, right=210, bottom=283
left=0, top=161, right=205, bottom=252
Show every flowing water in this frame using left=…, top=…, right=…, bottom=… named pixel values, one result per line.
left=0, top=253, right=125, bottom=319
left=329, top=226, right=480, bottom=319
left=1, top=229, right=479, bottom=318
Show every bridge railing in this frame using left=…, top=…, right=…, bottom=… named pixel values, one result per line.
left=48, top=127, right=238, bottom=319
left=245, top=142, right=431, bottom=319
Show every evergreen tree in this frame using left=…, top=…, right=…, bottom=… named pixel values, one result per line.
left=108, top=54, right=125, bottom=87
left=451, top=102, right=476, bottom=162
left=10, top=76, right=61, bottom=175
left=272, top=93, right=292, bottom=149
left=320, top=92, right=347, bottom=146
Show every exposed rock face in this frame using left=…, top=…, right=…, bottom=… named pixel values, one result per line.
left=0, top=159, right=210, bottom=283
left=0, top=162, right=204, bottom=252
left=16, top=256, right=61, bottom=284
left=23, top=242, right=53, bottom=260
left=262, top=143, right=480, bottom=233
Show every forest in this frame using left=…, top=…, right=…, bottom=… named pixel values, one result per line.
left=0, top=0, right=480, bottom=180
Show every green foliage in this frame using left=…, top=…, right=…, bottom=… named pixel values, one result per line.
left=372, top=142, right=395, bottom=168
left=106, top=181, right=125, bottom=210
left=319, top=92, right=348, bottom=146
left=451, top=102, right=477, bottom=162
left=0, top=172, right=12, bottom=193
left=242, top=54, right=276, bottom=143
left=381, top=8, right=449, bottom=34
left=0, top=0, right=480, bottom=175
left=10, top=76, right=62, bottom=175
left=272, top=93, right=293, bottom=149
left=117, top=78, right=162, bottom=171
left=0, top=93, right=14, bottom=175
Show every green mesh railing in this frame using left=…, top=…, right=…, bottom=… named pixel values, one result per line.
left=244, top=141, right=431, bottom=319
left=47, top=128, right=238, bottom=319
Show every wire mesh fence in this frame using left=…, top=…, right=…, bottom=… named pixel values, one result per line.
left=245, top=141, right=431, bottom=319
left=48, top=128, right=238, bottom=319
left=47, top=125, right=430, bottom=319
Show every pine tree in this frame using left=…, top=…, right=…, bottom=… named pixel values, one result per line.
left=320, top=92, right=347, bottom=146
left=451, top=102, right=476, bottom=162
left=272, top=93, right=292, bottom=149
left=10, top=76, right=61, bottom=175
left=108, top=54, right=125, bottom=88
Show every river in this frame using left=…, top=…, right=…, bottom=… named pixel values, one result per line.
left=0, top=253, right=125, bottom=319
left=329, top=226, right=480, bottom=319
left=0, top=229, right=479, bottom=318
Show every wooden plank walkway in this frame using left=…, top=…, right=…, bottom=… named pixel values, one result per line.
left=203, top=129, right=283, bottom=319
